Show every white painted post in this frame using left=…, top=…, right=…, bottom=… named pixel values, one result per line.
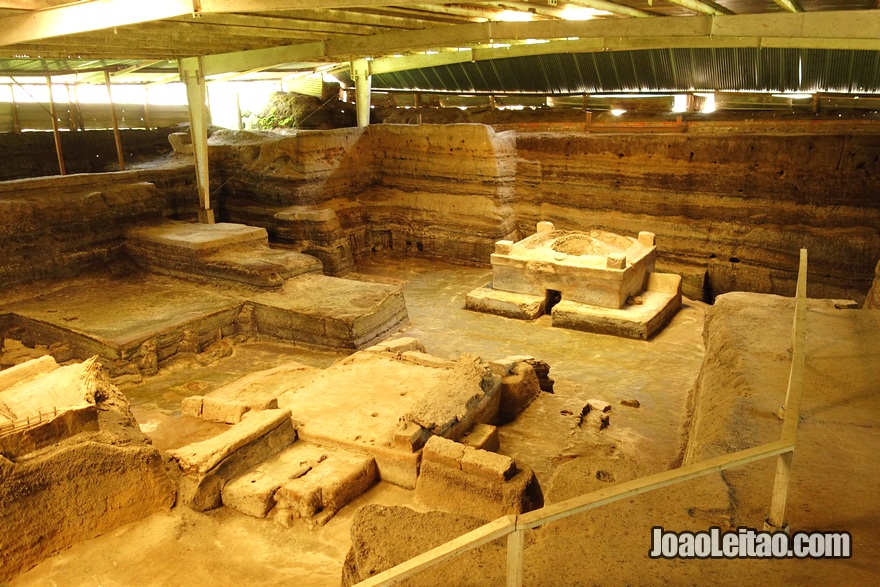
left=179, top=56, right=214, bottom=224
left=352, top=59, right=371, bottom=128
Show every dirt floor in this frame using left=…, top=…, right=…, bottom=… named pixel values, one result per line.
left=7, top=254, right=876, bottom=585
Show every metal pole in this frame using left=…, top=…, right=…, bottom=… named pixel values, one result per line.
left=46, top=76, right=66, bottom=175
left=104, top=70, right=125, bottom=171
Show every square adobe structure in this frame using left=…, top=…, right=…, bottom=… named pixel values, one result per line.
left=466, top=222, right=682, bottom=339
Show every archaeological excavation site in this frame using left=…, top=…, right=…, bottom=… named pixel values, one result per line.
left=1, top=2, right=880, bottom=586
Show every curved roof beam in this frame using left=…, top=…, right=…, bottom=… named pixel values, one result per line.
left=665, top=0, right=732, bottom=16
left=772, top=0, right=803, bottom=12
left=0, top=0, right=461, bottom=46
left=565, top=0, right=653, bottom=18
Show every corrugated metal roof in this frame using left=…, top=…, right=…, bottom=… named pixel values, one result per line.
left=369, top=48, right=880, bottom=94
left=0, top=58, right=149, bottom=76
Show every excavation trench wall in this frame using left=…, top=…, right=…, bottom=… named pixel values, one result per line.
left=514, top=132, right=880, bottom=302
left=214, top=124, right=880, bottom=303
left=0, top=123, right=878, bottom=303
left=0, top=164, right=198, bottom=288
left=216, top=125, right=518, bottom=273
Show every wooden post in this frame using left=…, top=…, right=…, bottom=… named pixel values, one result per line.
left=765, top=249, right=808, bottom=532
left=179, top=56, right=214, bottom=224
left=144, top=86, right=152, bottom=130
left=235, top=90, right=242, bottom=131
left=69, top=84, right=84, bottom=131
left=9, top=84, right=21, bottom=133
left=46, top=76, right=66, bottom=176
left=506, top=528, right=525, bottom=587
left=352, top=59, right=371, bottom=128
left=104, top=70, right=126, bottom=171
left=205, top=82, right=213, bottom=125
left=65, top=85, right=77, bottom=131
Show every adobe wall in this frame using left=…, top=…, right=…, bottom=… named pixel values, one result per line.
left=218, top=124, right=518, bottom=273
left=363, top=124, right=518, bottom=263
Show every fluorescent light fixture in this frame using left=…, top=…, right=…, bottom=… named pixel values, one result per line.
left=494, top=10, right=533, bottom=22
left=772, top=93, right=812, bottom=100
left=523, top=39, right=549, bottom=45
left=592, top=93, right=671, bottom=99
left=610, top=109, right=626, bottom=116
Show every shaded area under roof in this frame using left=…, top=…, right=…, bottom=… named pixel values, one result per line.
left=368, top=48, right=880, bottom=95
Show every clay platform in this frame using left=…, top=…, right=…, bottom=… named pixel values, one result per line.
left=552, top=272, right=683, bottom=340
left=276, top=350, right=496, bottom=489
left=467, top=270, right=682, bottom=339
left=249, top=274, right=407, bottom=350
left=2, top=275, right=242, bottom=374
left=126, top=221, right=323, bottom=288
left=1, top=270, right=407, bottom=374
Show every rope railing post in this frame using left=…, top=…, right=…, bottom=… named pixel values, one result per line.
left=765, top=248, right=808, bottom=532
left=506, top=527, right=525, bottom=587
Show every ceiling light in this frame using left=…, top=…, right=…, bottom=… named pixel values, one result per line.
left=610, top=109, right=626, bottom=116
left=560, top=7, right=599, bottom=21
left=772, top=93, right=812, bottom=100
left=494, top=10, right=533, bottom=22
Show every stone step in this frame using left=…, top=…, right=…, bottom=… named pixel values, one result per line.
left=223, top=441, right=377, bottom=526
left=181, top=361, right=320, bottom=424
left=167, top=408, right=296, bottom=511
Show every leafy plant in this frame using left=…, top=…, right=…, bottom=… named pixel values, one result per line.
left=246, top=92, right=308, bottom=130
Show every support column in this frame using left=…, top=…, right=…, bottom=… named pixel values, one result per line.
left=352, top=59, right=371, bottom=128
left=65, top=84, right=77, bottom=131
left=46, top=76, right=66, bottom=176
left=144, top=86, right=152, bottom=130
left=10, top=85, right=21, bottom=133
left=104, top=70, right=125, bottom=172
left=179, top=56, right=214, bottom=224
